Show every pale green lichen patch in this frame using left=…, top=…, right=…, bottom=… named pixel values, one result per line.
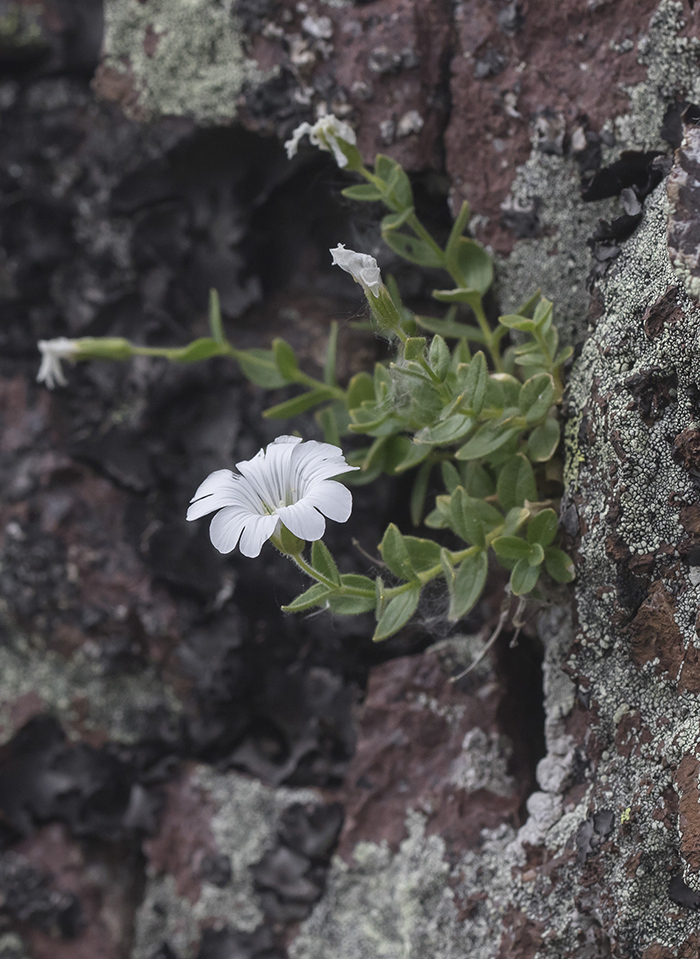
left=0, top=606, right=181, bottom=745
left=290, top=812, right=463, bottom=959
left=102, top=0, right=265, bottom=122
left=496, top=153, right=615, bottom=346
left=133, top=768, right=317, bottom=959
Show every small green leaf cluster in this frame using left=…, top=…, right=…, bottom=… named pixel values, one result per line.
left=66, top=147, right=575, bottom=643
left=212, top=151, right=574, bottom=639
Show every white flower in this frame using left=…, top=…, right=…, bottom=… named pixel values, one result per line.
left=330, top=244, right=383, bottom=298
left=284, top=114, right=357, bottom=168
left=36, top=338, right=79, bottom=389
left=187, top=436, right=358, bottom=558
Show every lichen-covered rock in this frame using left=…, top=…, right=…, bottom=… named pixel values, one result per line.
left=132, top=765, right=320, bottom=958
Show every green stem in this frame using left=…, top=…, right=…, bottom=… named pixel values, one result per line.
left=469, top=298, right=504, bottom=373
left=406, top=212, right=446, bottom=264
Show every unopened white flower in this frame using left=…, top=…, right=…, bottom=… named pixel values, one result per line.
left=285, top=114, right=357, bottom=168
left=36, top=338, right=79, bottom=389
left=330, top=244, right=383, bottom=298
left=187, top=436, right=358, bottom=558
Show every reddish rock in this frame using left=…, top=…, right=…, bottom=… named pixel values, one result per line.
left=496, top=907, right=545, bottom=959
left=142, top=764, right=218, bottom=903
left=674, top=754, right=700, bottom=873
left=627, top=581, right=700, bottom=693
left=332, top=649, right=526, bottom=860
left=446, top=0, right=663, bottom=251
left=16, top=824, right=134, bottom=959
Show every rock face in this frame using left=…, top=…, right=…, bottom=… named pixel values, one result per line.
left=4, top=0, right=700, bottom=957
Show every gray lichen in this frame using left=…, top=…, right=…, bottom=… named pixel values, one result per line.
left=290, top=2, right=700, bottom=955
left=133, top=769, right=318, bottom=959
left=290, top=812, right=463, bottom=959
left=102, top=0, right=264, bottom=123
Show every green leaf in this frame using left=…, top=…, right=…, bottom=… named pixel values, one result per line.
left=492, top=536, right=533, bottom=562
left=383, top=231, right=444, bottom=268
left=528, top=543, right=545, bottom=567
left=410, top=459, right=432, bottom=526
left=311, top=540, right=341, bottom=586
left=424, top=506, right=448, bottom=529
left=375, top=153, right=398, bottom=182
left=428, top=335, right=451, bottom=381
left=533, top=297, right=553, bottom=332
left=545, top=547, right=575, bottom=583
left=345, top=447, right=385, bottom=485
left=461, top=351, right=488, bottom=414
left=403, top=536, right=442, bottom=573
left=514, top=351, right=547, bottom=369
left=514, top=288, right=542, bottom=317
left=491, top=373, right=522, bottom=407
left=502, top=506, right=529, bottom=536
left=379, top=524, right=418, bottom=581
left=208, top=289, right=225, bottom=344
left=236, top=348, right=287, bottom=388
left=464, top=462, right=495, bottom=498
left=441, top=461, right=461, bottom=493
left=373, top=585, right=421, bottom=641
left=349, top=402, right=397, bottom=436
left=527, top=418, right=561, bottom=461
left=347, top=371, right=375, bottom=410
left=374, top=362, right=393, bottom=399
left=272, top=338, right=300, bottom=380
left=543, top=326, right=559, bottom=357
left=444, top=200, right=471, bottom=262
left=384, top=162, right=414, bottom=209
left=386, top=438, right=430, bottom=473
left=497, top=454, right=537, bottom=511
left=329, top=593, right=377, bottom=614
left=527, top=508, right=559, bottom=547
left=450, top=487, right=502, bottom=546
left=449, top=550, right=488, bottom=620
left=264, top=388, right=333, bottom=419
left=414, top=313, right=486, bottom=343
left=511, top=559, right=540, bottom=595
left=329, top=574, right=377, bottom=614
left=282, top=583, right=334, bottom=612
left=324, top=321, right=339, bottom=387
left=316, top=403, right=342, bottom=446
left=342, top=183, right=384, bottom=201
left=448, top=238, right=493, bottom=295
left=432, top=287, right=482, bottom=309
left=382, top=207, right=414, bottom=231
left=404, top=337, right=427, bottom=360
left=341, top=573, right=377, bottom=591
left=499, top=313, right=537, bottom=333
left=554, top=346, right=574, bottom=367
left=519, top=373, right=556, bottom=425
left=171, top=337, right=223, bottom=363
left=456, top=425, right=520, bottom=461
left=415, top=413, right=474, bottom=446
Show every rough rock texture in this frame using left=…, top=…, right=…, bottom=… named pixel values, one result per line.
left=4, top=0, right=700, bottom=957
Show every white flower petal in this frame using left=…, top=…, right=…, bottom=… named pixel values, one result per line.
left=238, top=514, right=279, bottom=557
left=278, top=501, right=326, bottom=541
left=188, top=436, right=355, bottom=556
left=303, top=480, right=353, bottom=523
left=284, top=122, right=312, bottom=159
left=330, top=244, right=383, bottom=297
left=208, top=506, right=249, bottom=554
left=36, top=338, right=78, bottom=388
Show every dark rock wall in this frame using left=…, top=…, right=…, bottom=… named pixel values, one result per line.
left=2, top=0, right=700, bottom=957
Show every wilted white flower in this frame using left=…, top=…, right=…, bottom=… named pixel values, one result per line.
left=285, top=114, right=357, bottom=168
left=330, top=244, right=383, bottom=298
left=36, top=338, right=79, bottom=389
left=187, top=436, right=358, bottom=558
